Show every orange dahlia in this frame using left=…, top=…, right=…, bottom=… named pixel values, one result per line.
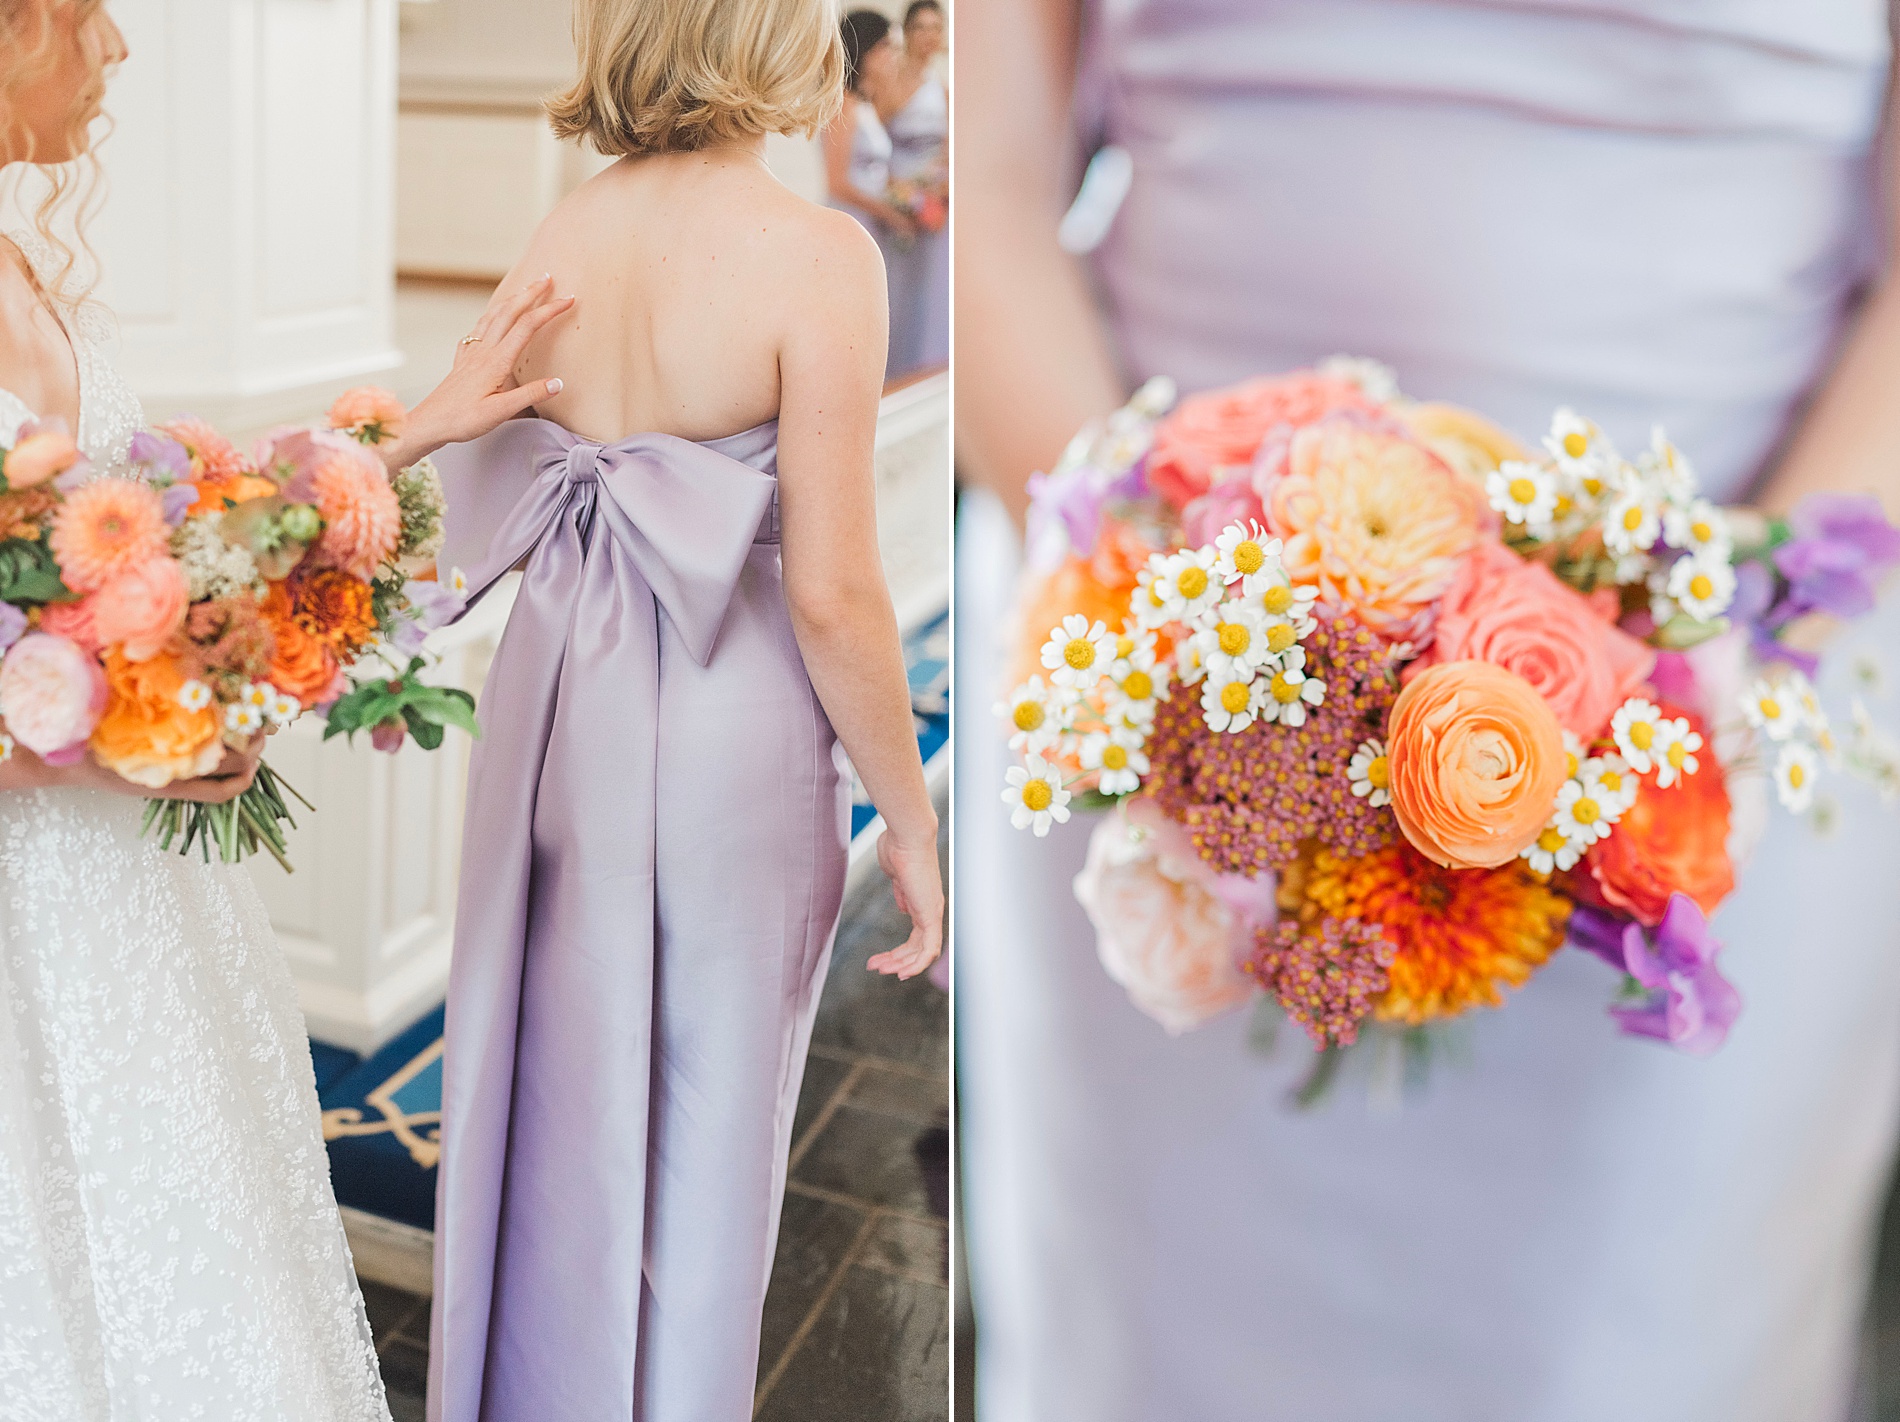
left=311, top=444, right=401, bottom=578
left=49, top=478, right=170, bottom=593
left=290, top=568, right=378, bottom=655
left=327, top=387, right=406, bottom=446
left=1301, top=842, right=1572, bottom=1025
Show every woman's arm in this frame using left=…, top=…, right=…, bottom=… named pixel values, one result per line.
left=822, top=99, right=917, bottom=239
left=954, top=0, right=1121, bottom=520
left=776, top=212, right=942, bottom=978
left=1756, top=70, right=1900, bottom=520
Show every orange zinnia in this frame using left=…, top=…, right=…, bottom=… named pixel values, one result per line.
left=1302, top=843, right=1572, bottom=1025
left=291, top=568, right=378, bottom=655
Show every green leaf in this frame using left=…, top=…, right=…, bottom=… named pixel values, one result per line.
left=401, top=705, right=445, bottom=750
left=1653, top=612, right=1729, bottom=651
left=0, top=537, right=73, bottom=604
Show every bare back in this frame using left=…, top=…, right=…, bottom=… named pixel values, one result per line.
left=506, top=148, right=868, bottom=446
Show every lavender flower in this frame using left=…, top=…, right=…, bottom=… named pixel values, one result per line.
left=128, top=430, right=191, bottom=483
left=0, top=602, right=27, bottom=653
left=1569, top=894, right=1741, bottom=1055
left=1771, top=493, right=1900, bottom=623
left=161, top=483, right=199, bottom=526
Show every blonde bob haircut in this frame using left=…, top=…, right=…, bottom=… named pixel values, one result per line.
left=547, top=0, right=846, bottom=157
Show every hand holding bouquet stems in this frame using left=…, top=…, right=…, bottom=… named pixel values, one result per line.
left=1002, top=360, right=1900, bottom=1089
left=0, top=387, right=479, bottom=870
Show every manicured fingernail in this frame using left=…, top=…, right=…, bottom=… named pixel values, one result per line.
left=547, top=377, right=564, bottom=394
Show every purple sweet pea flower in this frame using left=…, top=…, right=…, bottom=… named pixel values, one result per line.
left=402, top=576, right=467, bottom=632
left=383, top=614, right=430, bottom=659
left=161, top=483, right=199, bottom=526
left=1025, top=463, right=1108, bottom=563
left=1570, top=895, right=1741, bottom=1055
left=1771, top=492, right=1900, bottom=622
left=0, top=602, right=27, bottom=653
left=127, top=430, right=191, bottom=482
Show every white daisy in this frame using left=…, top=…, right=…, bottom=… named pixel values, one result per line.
left=267, top=690, right=301, bottom=727
left=177, top=679, right=214, bottom=712
left=447, top=566, right=469, bottom=596
left=0, top=732, right=14, bottom=765
left=1638, top=427, right=1698, bottom=503
left=1003, top=754, right=1073, bottom=836
left=1485, top=460, right=1560, bottom=536
left=1347, top=738, right=1391, bottom=808
left=225, top=702, right=264, bottom=736
left=1651, top=718, right=1704, bottom=789
left=1131, top=553, right=1177, bottom=630
left=1212, top=520, right=1283, bottom=586
left=1039, top=614, right=1117, bottom=691
left=1774, top=741, right=1820, bottom=813
left=1105, top=648, right=1168, bottom=723
left=1561, top=729, right=1585, bottom=781
left=1107, top=626, right=1157, bottom=677
left=1080, top=726, right=1150, bottom=796
left=1601, top=479, right=1663, bottom=556
left=1175, top=636, right=1207, bottom=686
left=1153, top=547, right=1223, bottom=622
left=1317, top=354, right=1401, bottom=402
left=1739, top=677, right=1801, bottom=741
left=1579, top=753, right=1640, bottom=816
left=1259, top=663, right=1325, bottom=727
left=1665, top=553, right=1736, bottom=621
left=1611, top=697, right=1667, bottom=774
left=1544, top=408, right=1608, bottom=478
left=1662, top=498, right=1732, bottom=559
left=1194, top=602, right=1273, bottom=681
left=1552, top=779, right=1614, bottom=846
left=1201, top=671, right=1263, bottom=734
left=1126, top=374, right=1177, bottom=420
left=240, top=681, right=274, bottom=712
left=1520, top=821, right=1583, bottom=875
left=997, top=675, right=1064, bottom=753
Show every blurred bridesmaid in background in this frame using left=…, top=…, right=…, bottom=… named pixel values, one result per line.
left=956, top=2, right=1900, bottom=1420
left=825, top=8, right=914, bottom=379
left=882, top=0, right=948, bottom=372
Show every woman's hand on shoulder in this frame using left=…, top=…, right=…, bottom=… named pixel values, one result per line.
left=867, top=824, right=944, bottom=980
left=382, top=274, right=577, bottom=472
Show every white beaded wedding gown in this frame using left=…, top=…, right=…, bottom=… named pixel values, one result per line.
left=0, top=234, right=389, bottom=1421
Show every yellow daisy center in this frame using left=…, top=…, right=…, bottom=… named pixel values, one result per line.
left=1565, top=751, right=1579, bottom=778
left=1233, top=540, right=1265, bottom=575
left=1628, top=721, right=1654, bottom=750
left=1260, top=585, right=1294, bottom=615
left=1266, top=624, right=1297, bottom=654
left=1554, top=494, right=1575, bottom=517
left=1121, top=670, right=1153, bottom=701
left=1691, top=520, right=1712, bottom=543
left=1622, top=506, right=1644, bottom=532
left=1572, top=797, right=1601, bottom=826
left=1598, top=769, right=1623, bottom=793
left=1759, top=697, right=1782, bottom=721
left=1115, top=635, right=1134, bottom=659
left=1063, top=638, right=1096, bottom=670
left=1666, top=742, right=1687, bottom=769
left=1270, top=673, right=1301, bottom=704
left=1012, top=701, right=1044, bottom=732
left=1176, top=566, right=1209, bottom=600
left=1788, top=762, right=1806, bottom=790
left=1220, top=682, right=1251, bottom=714
left=1563, top=432, right=1588, bottom=458
left=1147, top=584, right=1166, bottom=608
left=1537, top=826, right=1567, bottom=853
left=1365, top=755, right=1389, bottom=789
left=1217, top=622, right=1250, bottom=656
left=1583, top=477, right=1604, bottom=497
left=1021, top=778, right=1053, bottom=812
left=1689, top=573, right=1714, bottom=601
left=1508, top=476, right=1538, bottom=506
left=1101, top=745, right=1128, bottom=771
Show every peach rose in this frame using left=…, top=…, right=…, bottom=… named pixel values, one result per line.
left=1407, top=540, right=1655, bottom=741
left=37, top=598, right=105, bottom=655
left=0, top=633, right=107, bottom=761
left=89, top=649, right=225, bottom=788
left=261, top=583, right=342, bottom=707
left=1577, top=704, right=1734, bottom=926
left=1147, top=374, right=1382, bottom=510
left=1074, top=799, right=1274, bottom=1034
left=1386, top=660, right=1568, bottom=870
left=88, top=558, right=191, bottom=662
left=4, top=427, right=84, bottom=489
left=1265, top=421, right=1494, bottom=640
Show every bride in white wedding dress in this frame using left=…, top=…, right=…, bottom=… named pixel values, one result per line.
left=0, top=4, right=569, bottom=1416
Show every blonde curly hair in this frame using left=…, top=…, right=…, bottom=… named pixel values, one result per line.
left=546, top=0, right=845, bottom=158
left=0, top=0, right=114, bottom=305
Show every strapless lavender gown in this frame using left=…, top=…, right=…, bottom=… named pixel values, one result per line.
left=959, top=4, right=1900, bottom=1420
left=426, top=418, right=849, bottom=1422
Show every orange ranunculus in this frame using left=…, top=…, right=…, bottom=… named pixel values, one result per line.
left=1147, top=374, right=1383, bottom=510
left=1266, top=421, right=1494, bottom=640
left=89, top=649, right=225, bottom=788
left=1398, top=403, right=1530, bottom=483
left=1386, top=660, right=1568, bottom=870
left=1578, top=705, right=1733, bottom=926
left=1406, top=540, right=1655, bottom=742
left=261, top=583, right=341, bottom=706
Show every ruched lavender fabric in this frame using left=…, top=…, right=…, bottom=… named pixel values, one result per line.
left=424, top=418, right=849, bottom=1422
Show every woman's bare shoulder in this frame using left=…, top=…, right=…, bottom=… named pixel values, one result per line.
left=753, top=187, right=886, bottom=310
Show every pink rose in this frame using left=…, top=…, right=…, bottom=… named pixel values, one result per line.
left=1407, top=540, right=1655, bottom=741
left=1179, top=473, right=1265, bottom=551
left=1146, top=374, right=1385, bottom=511
left=4, top=426, right=86, bottom=489
left=0, top=633, right=108, bottom=762
left=37, top=598, right=104, bottom=655
left=1073, top=799, right=1273, bottom=1034
left=88, top=558, right=190, bottom=662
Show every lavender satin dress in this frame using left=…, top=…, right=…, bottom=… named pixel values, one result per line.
left=959, top=3, right=1900, bottom=1419
left=425, top=418, right=849, bottom=1422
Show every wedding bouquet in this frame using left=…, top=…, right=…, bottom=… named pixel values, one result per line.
left=890, top=165, right=947, bottom=235
left=0, top=389, right=475, bottom=869
left=1000, top=361, right=1900, bottom=1088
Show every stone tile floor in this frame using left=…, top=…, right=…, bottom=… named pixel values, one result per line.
left=360, top=829, right=950, bottom=1422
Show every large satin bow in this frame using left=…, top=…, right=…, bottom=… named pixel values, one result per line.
left=424, top=419, right=777, bottom=1422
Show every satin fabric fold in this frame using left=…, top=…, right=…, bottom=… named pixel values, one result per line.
left=425, top=418, right=848, bottom=1422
